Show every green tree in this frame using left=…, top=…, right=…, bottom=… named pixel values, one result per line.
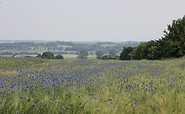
left=162, top=16, right=185, bottom=58
left=146, top=41, right=160, bottom=60
left=42, top=51, right=54, bottom=59
left=132, top=43, right=148, bottom=60
left=109, top=49, right=117, bottom=56
left=120, top=47, right=134, bottom=60
left=77, top=49, right=89, bottom=59
left=120, top=16, right=185, bottom=60
left=108, top=49, right=117, bottom=59
left=55, top=54, right=64, bottom=59
left=36, top=54, right=42, bottom=58
left=95, top=50, right=104, bottom=59
left=102, top=55, right=109, bottom=60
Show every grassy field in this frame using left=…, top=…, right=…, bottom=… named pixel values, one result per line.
left=63, top=54, right=96, bottom=60
left=0, top=58, right=185, bottom=114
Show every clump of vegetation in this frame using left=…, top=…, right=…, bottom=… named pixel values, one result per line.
left=97, top=49, right=119, bottom=60
left=76, top=49, right=89, bottom=59
left=37, top=51, right=64, bottom=59
left=120, top=47, right=134, bottom=60
left=95, top=50, right=105, bottom=59
left=120, top=16, right=185, bottom=60
left=55, top=54, right=64, bottom=59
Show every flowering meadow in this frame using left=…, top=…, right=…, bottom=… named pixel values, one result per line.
left=0, top=58, right=185, bottom=114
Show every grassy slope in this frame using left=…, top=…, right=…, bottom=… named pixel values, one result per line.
left=0, top=58, right=185, bottom=114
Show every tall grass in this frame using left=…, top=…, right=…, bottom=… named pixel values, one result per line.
left=0, top=58, right=185, bottom=114
left=0, top=57, right=48, bottom=67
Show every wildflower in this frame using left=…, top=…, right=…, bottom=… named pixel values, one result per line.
left=128, top=82, right=133, bottom=88
left=134, top=100, right=138, bottom=105
left=52, top=81, right=56, bottom=85
left=62, top=106, right=65, bottom=110
left=169, top=82, right=174, bottom=88
left=10, top=82, right=16, bottom=88
left=24, top=80, right=28, bottom=85
left=19, top=96, right=23, bottom=99
left=17, top=79, right=21, bottom=83
left=120, top=94, right=124, bottom=97
left=32, top=103, right=36, bottom=107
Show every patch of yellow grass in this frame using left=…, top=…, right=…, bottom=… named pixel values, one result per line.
left=0, top=69, right=18, bottom=76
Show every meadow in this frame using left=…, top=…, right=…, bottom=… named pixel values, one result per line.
left=0, top=57, right=185, bottom=114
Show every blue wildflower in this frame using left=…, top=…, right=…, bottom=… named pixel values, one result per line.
left=62, top=106, right=65, bottom=110
left=32, top=103, right=36, bottom=107
left=134, top=100, right=138, bottom=104
left=142, top=96, right=145, bottom=99
left=19, top=96, right=23, bottom=99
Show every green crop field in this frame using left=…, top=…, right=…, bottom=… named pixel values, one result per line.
left=0, top=58, right=185, bottom=114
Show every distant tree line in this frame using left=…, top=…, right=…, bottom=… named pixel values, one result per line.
left=120, top=16, right=185, bottom=60
left=76, top=49, right=120, bottom=60
left=0, top=41, right=140, bottom=55
left=0, top=51, right=39, bottom=55
left=95, top=49, right=119, bottom=60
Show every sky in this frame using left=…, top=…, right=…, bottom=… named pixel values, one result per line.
left=0, top=0, right=185, bottom=41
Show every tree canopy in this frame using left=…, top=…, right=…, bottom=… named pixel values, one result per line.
left=95, top=50, right=105, bottom=59
left=77, top=49, right=89, bottom=59
left=120, top=16, right=185, bottom=60
left=36, top=52, right=64, bottom=59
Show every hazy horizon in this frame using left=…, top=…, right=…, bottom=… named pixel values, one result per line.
left=0, top=0, right=185, bottom=41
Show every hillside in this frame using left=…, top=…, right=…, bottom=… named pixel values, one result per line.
left=0, top=41, right=140, bottom=56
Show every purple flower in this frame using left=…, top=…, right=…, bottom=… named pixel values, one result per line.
left=32, top=103, right=36, bottom=107
left=142, top=96, right=145, bottom=99
left=19, top=96, right=23, bottom=99
left=24, top=80, right=28, bottom=85
left=62, top=106, right=65, bottom=110
left=169, top=82, right=174, bottom=88
left=134, top=100, right=138, bottom=104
